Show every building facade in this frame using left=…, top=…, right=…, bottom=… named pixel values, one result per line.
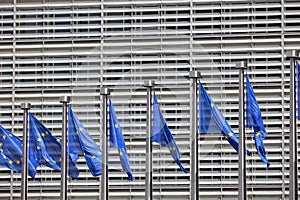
left=0, top=0, right=299, bottom=199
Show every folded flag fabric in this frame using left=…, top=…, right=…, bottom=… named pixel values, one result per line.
left=246, top=74, right=270, bottom=167
left=29, top=113, right=79, bottom=179
left=109, top=100, right=133, bottom=180
left=199, top=81, right=251, bottom=156
left=151, top=93, right=187, bottom=173
left=297, top=62, right=300, bottom=120
left=0, top=125, right=35, bottom=177
left=68, top=107, right=102, bottom=176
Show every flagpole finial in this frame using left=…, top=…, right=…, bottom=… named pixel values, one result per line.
left=144, top=80, right=155, bottom=87
left=287, top=50, right=299, bottom=59
left=189, top=71, right=200, bottom=79
left=100, top=87, right=111, bottom=95
left=236, top=61, right=248, bottom=69
left=59, top=96, right=70, bottom=103
left=21, top=103, right=31, bottom=110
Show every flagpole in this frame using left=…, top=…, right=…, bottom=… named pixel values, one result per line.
left=100, top=87, right=110, bottom=200
left=144, top=80, right=155, bottom=200
left=237, top=61, right=247, bottom=200
left=287, top=50, right=299, bottom=200
left=60, top=96, right=70, bottom=200
left=21, top=103, right=31, bottom=200
left=189, top=71, right=200, bottom=200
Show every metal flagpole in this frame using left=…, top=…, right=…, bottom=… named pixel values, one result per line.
left=60, top=96, right=70, bottom=200
left=144, top=80, right=155, bottom=200
left=21, top=103, right=31, bottom=200
left=100, top=87, right=110, bottom=200
left=237, top=61, right=247, bottom=200
left=189, top=71, right=200, bottom=200
left=287, top=50, right=299, bottom=200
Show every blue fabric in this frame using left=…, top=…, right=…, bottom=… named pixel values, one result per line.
left=297, top=62, right=300, bottom=120
left=246, top=74, right=270, bottom=167
left=68, top=107, right=102, bottom=176
left=0, top=126, right=35, bottom=177
left=151, top=93, right=187, bottom=173
left=29, top=113, right=79, bottom=179
left=109, top=100, right=133, bottom=180
left=199, top=82, right=251, bottom=156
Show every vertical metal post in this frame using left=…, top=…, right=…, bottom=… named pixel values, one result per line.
left=287, top=50, right=299, bottom=200
left=60, top=96, right=70, bottom=200
left=144, top=80, right=155, bottom=200
left=189, top=71, right=200, bottom=200
left=21, top=103, right=31, bottom=200
left=237, top=61, right=247, bottom=200
left=100, top=87, right=110, bottom=200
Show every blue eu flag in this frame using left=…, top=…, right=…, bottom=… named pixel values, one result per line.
left=29, top=113, right=79, bottom=179
left=0, top=126, right=26, bottom=173
left=0, top=126, right=36, bottom=178
left=151, top=93, right=187, bottom=173
left=0, top=148, right=15, bottom=171
left=297, top=62, right=300, bottom=120
left=246, top=74, right=270, bottom=167
left=199, top=82, right=250, bottom=156
left=109, top=100, right=133, bottom=181
left=68, top=107, right=102, bottom=176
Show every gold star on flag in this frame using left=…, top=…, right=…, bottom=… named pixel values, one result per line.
left=41, top=133, right=45, bottom=137
left=169, top=147, right=176, bottom=151
left=229, top=132, right=233, bottom=137
left=45, top=159, right=49, bottom=162
left=256, top=131, right=260, bottom=136
left=37, top=138, right=41, bottom=142
left=9, top=134, right=12, bottom=137
left=46, top=131, right=49, bottom=135
left=9, top=160, right=13, bottom=164
left=2, top=135, right=6, bottom=139
left=210, top=103, right=214, bottom=108
left=37, top=146, right=41, bottom=150
left=120, top=151, right=123, bottom=156
left=224, top=135, right=228, bottom=140
left=0, top=142, right=2, bottom=146
left=79, top=128, right=82, bottom=131
left=57, top=139, right=60, bottom=142
left=97, top=151, right=101, bottom=155
left=16, top=161, right=20, bottom=165
left=92, top=155, right=96, bottom=158
left=115, top=123, right=119, bottom=128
